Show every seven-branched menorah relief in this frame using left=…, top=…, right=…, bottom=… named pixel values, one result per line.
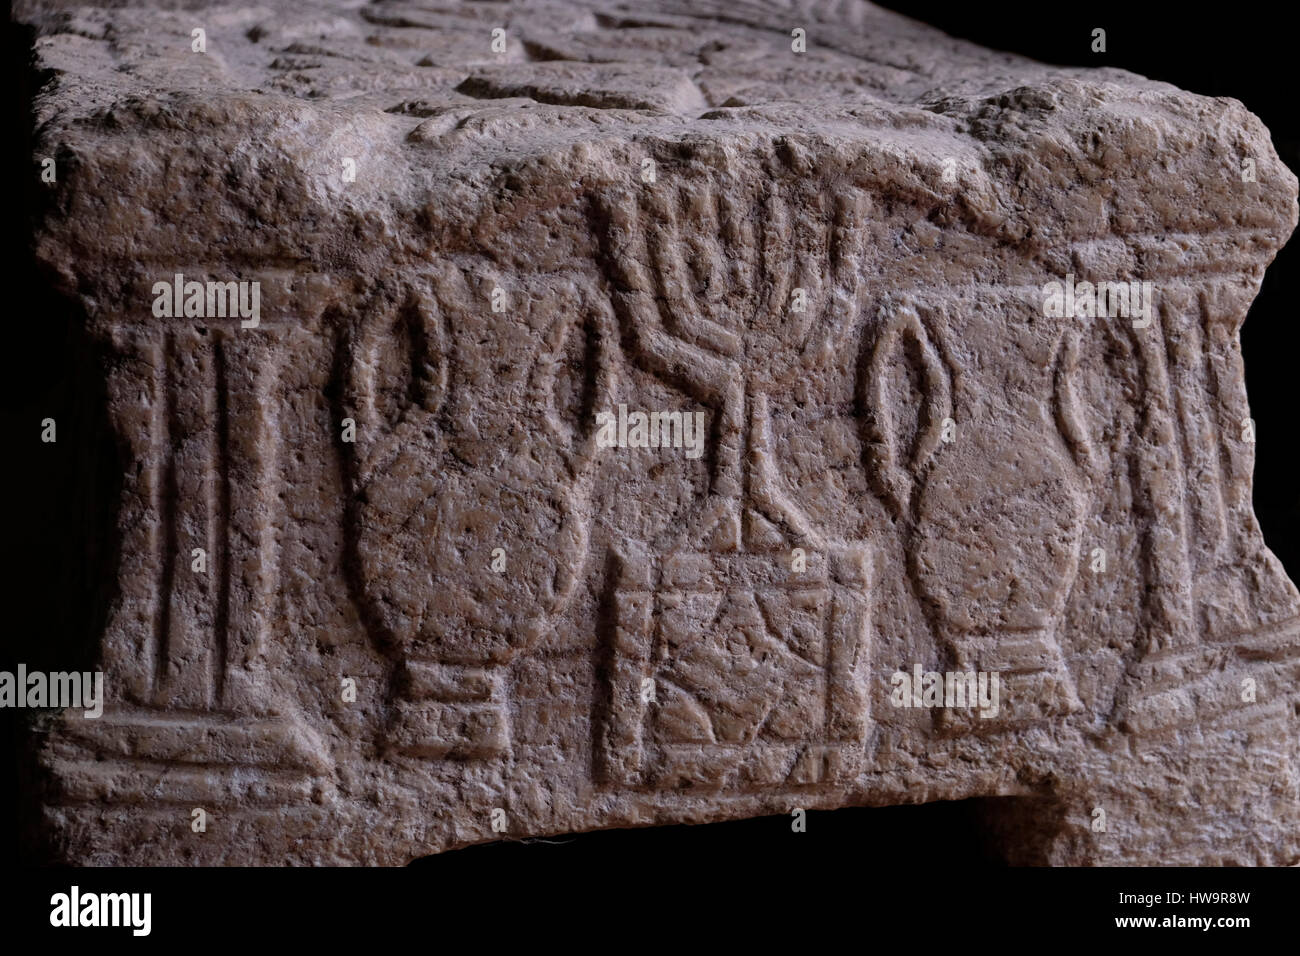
left=591, top=160, right=881, bottom=788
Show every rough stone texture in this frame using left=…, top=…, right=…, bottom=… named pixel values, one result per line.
left=17, top=0, right=1300, bottom=865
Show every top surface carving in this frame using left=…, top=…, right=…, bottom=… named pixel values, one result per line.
left=19, top=0, right=1298, bottom=292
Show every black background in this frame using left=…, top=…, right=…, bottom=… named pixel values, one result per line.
left=2, top=0, right=1296, bottom=892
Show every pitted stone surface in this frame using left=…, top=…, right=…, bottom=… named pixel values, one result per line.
left=18, top=0, right=1300, bottom=865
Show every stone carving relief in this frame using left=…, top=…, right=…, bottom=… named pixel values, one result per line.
left=16, top=0, right=1300, bottom=867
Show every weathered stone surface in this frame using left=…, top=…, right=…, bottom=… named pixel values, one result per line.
left=17, top=0, right=1300, bottom=865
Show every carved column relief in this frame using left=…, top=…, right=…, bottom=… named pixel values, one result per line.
left=51, top=317, right=329, bottom=810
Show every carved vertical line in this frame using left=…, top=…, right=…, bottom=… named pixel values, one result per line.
left=1196, top=289, right=1231, bottom=546
left=218, top=330, right=284, bottom=713
left=826, top=546, right=872, bottom=745
left=821, top=574, right=833, bottom=743
left=1165, top=286, right=1228, bottom=569
left=1201, top=281, right=1253, bottom=525
left=154, top=329, right=218, bottom=708
left=153, top=330, right=177, bottom=697
left=598, top=555, right=654, bottom=787
left=213, top=334, right=232, bottom=707
left=257, top=341, right=284, bottom=673
left=1130, top=307, right=1196, bottom=653
left=103, top=330, right=164, bottom=704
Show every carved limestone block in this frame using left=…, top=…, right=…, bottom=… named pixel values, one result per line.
left=17, top=0, right=1300, bottom=865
